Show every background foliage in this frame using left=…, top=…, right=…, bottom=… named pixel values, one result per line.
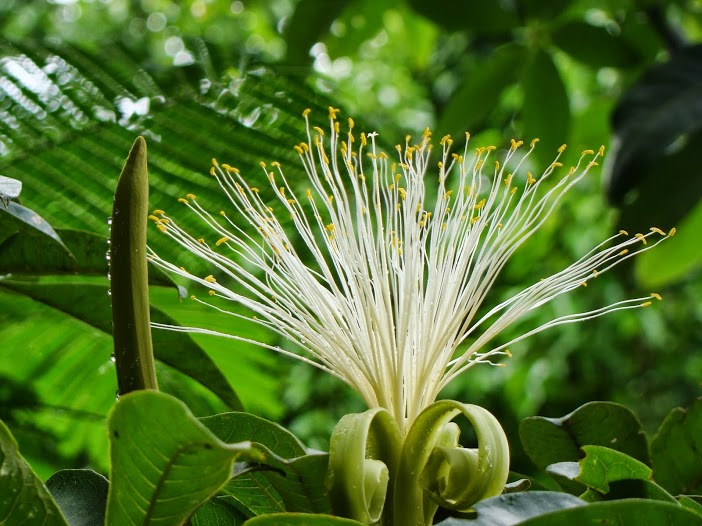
left=0, top=0, right=701, bottom=482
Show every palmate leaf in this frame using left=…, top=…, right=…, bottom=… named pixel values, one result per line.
left=0, top=37, right=334, bottom=471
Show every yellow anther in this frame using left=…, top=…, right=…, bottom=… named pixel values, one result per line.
left=619, top=249, right=629, bottom=256
left=204, top=275, right=217, bottom=283
left=651, top=293, right=662, bottom=301
left=379, top=152, right=388, bottom=159
left=287, top=198, right=296, bottom=204
left=313, top=126, right=324, bottom=136
left=148, top=215, right=160, bottom=222
left=159, top=218, right=170, bottom=224
left=208, top=290, right=216, bottom=296
left=271, top=161, right=281, bottom=168
left=360, top=132, right=367, bottom=146
left=581, top=281, right=588, bottom=287
left=527, top=172, right=536, bottom=184
left=581, top=149, right=594, bottom=156
left=211, top=158, right=219, bottom=167
left=216, top=237, right=228, bottom=246
left=294, top=145, right=303, bottom=154
left=152, top=209, right=165, bottom=215
left=348, top=117, right=354, bottom=129
left=220, top=211, right=226, bottom=216
left=650, top=227, right=665, bottom=235
left=599, top=145, right=605, bottom=156
left=592, top=270, right=599, bottom=277
left=156, top=224, right=167, bottom=233
left=210, top=167, right=216, bottom=176
left=334, top=121, right=340, bottom=134
left=504, top=174, right=512, bottom=187
left=642, top=301, right=652, bottom=307
left=486, top=145, right=496, bottom=152
left=306, top=189, right=313, bottom=199
left=178, top=197, right=188, bottom=204
left=440, top=135, right=452, bottom=146
left=558, top=144, right=567, bottom=153
left=303, top=108, right=311, bottom=117
left=328, top=107, right=340, bottom=119
left=505, top=349, right=513, bottom=358
left=635, top=233, right=647, bottom=245
left=551, top=162, right=563, bottom=169
left=465, top=131, right=471, bottom=142
left=328, top=195, right=334, bottom=204
left=530, top=138, right=540, bottom=148
left=251, top=187, right=259, bottom=193
left=197, top=238, right=205, bottom=244
left=186, top=193, right=196, bottom=200
left=668, top=227, right=676, bottom=236
left=398, top=187, right=407, bottom=200
left=495, top=160, right=500, bottom=171
left=588, top=161, right=599, bottom=168
left=259, top=161, right=267, bottom=169
left=279, top=187, right=286, bottom=196
left=619, top=229, right=629, bottom=236
left=191, top=295, right=197, bottom=300
left=510, top=187, right=517, bottom=195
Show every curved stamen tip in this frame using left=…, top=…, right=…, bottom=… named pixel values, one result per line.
left=651, top=293, right=663, bottom=301
left=185, top=193, right=197, bottom=200
left=178, top=197, right=188, bottom=204
left=204, top=275, right=217, bottom=283
left=668, top=227, right=677, bottom=237
left=650, top=227, right=666, bottom=236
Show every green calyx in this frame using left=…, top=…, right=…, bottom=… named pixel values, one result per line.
left=327, top=401, right=510, bottom=526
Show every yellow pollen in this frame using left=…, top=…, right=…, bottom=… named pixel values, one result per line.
left=148, top=215, right=160, bottom=222
left=505, top=349, right=512, bottom=358
left=210, top=167, right=215, bottom=176
left=216, top=237, right=228, bottom=246
left=279, top=187, right=286, bottom=196
left=650, top=227, right=665, bottom=235
left=582, top=149, right=594, bottom=155
left=303, top=108, right=311, bottom=117
left=190, top=295, right=197, bottom=300
left=329, top=107, right=340, bottom=119
left=530, top=138, right=540, bottom=148
left=313, top=126, right=324, bottom=136
left=619, top=229, right=629, bottom=236
left=348, top=117, right=354, bottom=129
left=204, top=275, right=217, bottom=283
left=619, top=249, right=629, bottom=256
left=197, top=238, right=205, bottom=244
left=156, top=224, right=167, bottom=232
left=495, top=160, right=500, bottom=171
left=599, top=145, right=605, bottom=156
left=527, top=172, right=536, bottom=184
left=651, top=293, right=662, bottom=301
left=465, top=132, right=470, bottom=142
left=185, top=193, right=196, bottom=200
left=211, top=158, right=219, bottom=167
left=251, top=187, right=259, bottom=193
left=581, top=281, right=588, bottom=287
left=152, top=209, right=165, bottom=215
left=294, top=145, right=303, bottom=154
left=635, top=233, right=647, bottom=245
left=178, top=198, right=188, bottom=204
left=642, top=301, right=652, bottom=307
left=558, top=144, right=567, bottom=153
left=668, top=227, right=676, bottom=236
left=209, top=290, right=216, bottom=296
left=592, top=270, right=599, bottom=277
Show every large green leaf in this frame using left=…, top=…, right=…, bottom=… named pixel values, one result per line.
left=45, top=469, right=109, bottom=526
left=0, top=279, right=242, bottom=411
left=435, top=43, right=526, bottom=141
left=435, top=491, right=585, bottom=525
left=519, top=500, right=702, bottom=525
left=605, top=44, right=702, bottom=204
left=243, top=514, right=366, bottom=525
left=521, top=49, right=571, bottom=166
left=106, top=390, right=259, bottom=526
left=650, top=397, right=702, bottom=496
left=0, top=419, right=68, bottom=526
left=520, top=402, right=649, bottom=472
left=551, top=21, right=641, bottom=69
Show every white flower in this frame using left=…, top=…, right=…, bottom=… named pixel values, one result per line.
left=148, top=108, right=671, bottom=434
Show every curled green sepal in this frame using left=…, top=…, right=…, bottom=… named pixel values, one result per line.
left=326, top=408, right=402, bottom=525
left=394, top=401, right=509, bottom=525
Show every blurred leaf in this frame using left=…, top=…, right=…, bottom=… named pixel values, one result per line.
left=552, top=21, right=641, bottom=68
left=0, top=201, right=70, bottom=254
left=45, top=469, right=108, bottom=526
left=0, top=279, right=242, bottom=411
left=605, top=44, right=702, bottom=204
left=106, top=391, right=258, bottom=526
left=517, top=500, right=702, bottom=525
left=650, top=397, right=702, bottom=495
left=407, top=0, right=519, bottom=33
left=520, top=402, right=649, bottom=472
left=243, top=514, right=366, bottom=525
left=282, top=0, right=351, bottom=71
left=435, top=491, right=585, bottom=525
left=678, top=496, right=702, bottom=516
left=0, top=419, right=68, bottom=526
left=635, top=188, right=702, bottom=287
left=521, top=49, right=570, bottom=165
left=436, top=43, right=527, bottom=140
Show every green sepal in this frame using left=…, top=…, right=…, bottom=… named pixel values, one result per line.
left=326, top=408, right=402, bottom=525
left=394, top=400, right=509, bottom=525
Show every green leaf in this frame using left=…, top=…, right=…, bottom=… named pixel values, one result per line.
left=518, top=499, right=702, bottom=525
left=521, top=49, right=570, bottom=166
left=546, top=445, right=655, bottom=495
left=201, top=412, right=307, bottom=458
left=436, top=43, right=527, bottom=140
left=551, top=21, right=641, bottom=69
left=678, top=496, right=702, bottom=517
left=0, top=419, right=68, bottom=526
left=283, top=0, right=351, bottom=70
left=0, top=279, right=242, bottom=411
left=650, top=397, right=702, bottom=495
left=407, top=0, right=519, bottom=33
left=0, top=201, right=67, bottom=247
left=605, top=44, right=702, bottom=204
left=636, top=190, right=702, bottom=287
left=435, top=491, right=585, bottom=525
left=45, top=469, right=109, bottom=526
left=105, top=390, right=260, bottom=526
left=243, top=514, right=367, bottom=525
left=520, top=402, right=649, bottom=471
left=190, top=497, right=247, bottom=525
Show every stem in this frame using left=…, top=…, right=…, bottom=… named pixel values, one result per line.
left=110, top=137, right=158, bottom=394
